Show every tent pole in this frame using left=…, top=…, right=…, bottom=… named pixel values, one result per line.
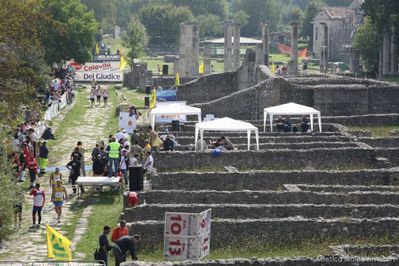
left=247, top=130, right=251, bottom=151
left=318, top=113, right=322, bottom=132
left=270, top=114, right=274, bottom=132
left=255, top=129, right=259, bottom=150
left=200, top=130, right=204, bottom=151
left=194, top=127, right=199, bottom=151
left=263, top=111, right=266, bottom=132
left=310, top=114, right=314, bottom=131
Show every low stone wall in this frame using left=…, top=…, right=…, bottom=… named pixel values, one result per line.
left=358, top=137, right=399, bottom=148
left=153, top=148, right=378, bottom=172
left=152, top=169, right=399, bottom=191
left=138, top=190, right=399, bottom=205
left=128, top=217, right=399, bottom=248
left=375, top=148, right=399, bottom=166
left=296, top=184, right=399, bottom=193
left=124, top=257, right=399, bottom=266
left=123, top=203, right=399, bottom=221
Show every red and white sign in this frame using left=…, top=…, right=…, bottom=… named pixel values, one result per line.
left=119, top=112, right=137, bottom=133
left=67, top=61, right=123, bottom=82
left=164, top=209, right=211, bottom=260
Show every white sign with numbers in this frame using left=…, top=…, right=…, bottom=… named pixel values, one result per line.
left=164, top=209, right=211, bottom=260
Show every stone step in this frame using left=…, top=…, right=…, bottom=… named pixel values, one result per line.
left=128, top=217, right=399, bottom=249
left=174, top=141, right=359, bottom=151
left=166, top=131, right=342, bottom=138
left=123, top=203, right=399, bottom=221
left=294, top=184, right=399, bottom=193
left=152, top=169, right=399, bottom=191
left=153, top=147, right=379, bottom=172
left=358, top=137, right=399, bottom=148
left=138, top=190, right=399, bottom=205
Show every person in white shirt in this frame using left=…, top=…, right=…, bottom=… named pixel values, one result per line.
left=115, top=130, right=125, bottom=142
left=143, top=151, right=154, bottom=174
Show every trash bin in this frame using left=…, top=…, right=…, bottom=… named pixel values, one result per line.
left=172, top=120, right=179, bottom=132
left=129, top=166, right=144, bottom=191
left=162, top=65, right=169, bottom=75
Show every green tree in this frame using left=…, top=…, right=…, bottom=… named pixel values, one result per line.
left=281, top=6, right=303, bottom=25
left=231, top=0, right=283, bottom=36
left=0, top=0, right=45, bottom=240
left=122, top=16, right=149, bottom=70
left=231, top=10, right=249, bottom=28
left=353, top=19, right=380, bottom=74
left=42, top=0, right=98, bottom=64
left=198, top=14, right=223, bottom=38
left=171, top=0, right=228, bottom=18
left=81, top=0, right=117, bottom=33
left=139, top=3, right=194, bottom=46
left=301, top=0, right=325, bottom=48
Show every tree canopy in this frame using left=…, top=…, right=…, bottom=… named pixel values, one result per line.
left=123, top=16, right=149, bottom=69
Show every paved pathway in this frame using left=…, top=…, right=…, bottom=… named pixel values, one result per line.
left=0, top=85, right=116, bottom=262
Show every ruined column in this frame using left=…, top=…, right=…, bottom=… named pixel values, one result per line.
left=178, top=21, right=199, bottom=78
left=383, top=30, right=391, bottom=75
left=204, top=44, right=211, bottom=75
left=224, top=20, right=233, bottom=72
left=379, top=44, right=383, bottom=78
left=288, top=22, right=299, bottom=76
left=391, top=25, right=398, bottom=73
left=319, top=22, right=328, bottom=73
left=233, top=22, right=241, bottom=70
left=255, top=43, right=263, bottom=66
left=261, top=23, right=269, bottom=66
left=349, top=48, right=360, bottom=74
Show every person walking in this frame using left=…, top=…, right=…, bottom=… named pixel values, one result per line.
left=51, top=180, right=67, bottom=222
left=29, top=183, right=45, bottom=227
left=106, top=137, right=120, bottom=178
left=66, top=154, right=84, bottom=194
left=112, top=235, right=141, bottom=266
left=89, top=88, right=96, bottom=108
left=96, top=85, right=102, bottom=107
left=98, top=225, right=112, bottom=265
left=49, top=167, right=63, bottom=187
left=102, top=87, right=109, bottom=107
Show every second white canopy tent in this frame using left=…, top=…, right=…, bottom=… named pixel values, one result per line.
left=195, top=117, right=259, bottom=151
left=263, top=102, right=322, bottom=132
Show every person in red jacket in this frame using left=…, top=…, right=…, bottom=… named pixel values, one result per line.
left=29, top=183, right=45, bottom=227
left=27, top=155, right=38, bottom=189
left=111, top=220, right=128, bottom=242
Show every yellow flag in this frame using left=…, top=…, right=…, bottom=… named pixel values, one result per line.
left=46, top=225, right=72, bottom=261
left=95, top=43, right=100, bottom=55
left=272, top=61, right=276, bottom=74
left=175, top=72, right=180, bottom=86
left=199, top=62, right=204, bottom=74
left=149, top=87, right=157, bottom=109
left=120, top=53, right=128, bottom=70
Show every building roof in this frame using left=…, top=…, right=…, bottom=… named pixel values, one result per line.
left=201, top=37, right=262, bottom=45
left=324, top=6, right=348, bottom=18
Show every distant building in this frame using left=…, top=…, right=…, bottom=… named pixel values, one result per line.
left=313, top=0, right=364, bottom=62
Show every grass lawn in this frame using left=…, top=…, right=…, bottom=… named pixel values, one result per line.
left=347, top=125, right=399, bottom=137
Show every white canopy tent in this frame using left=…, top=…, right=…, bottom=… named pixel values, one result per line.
left=263, top=102, right=322, bottom=132
left=150, top=103, right=202, bottom=129
left=195, top=117, right=259, bottom=151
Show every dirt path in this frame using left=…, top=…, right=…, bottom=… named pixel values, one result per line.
left=0, top=85, right=117, bottom=262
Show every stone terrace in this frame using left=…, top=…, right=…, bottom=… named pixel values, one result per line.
left=123, top=124, right=399, bottom=263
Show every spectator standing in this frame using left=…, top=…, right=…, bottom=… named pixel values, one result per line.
left=77, top=141, right=86, bottom=176
left=27, top=154, right=38, bottom=189
left=38, top=141, right=49, bottom=175
left=66, top=154, right=83, bottom=194
left=98, top=225, right=112, bottom=266
left=119, top=150, right=129, bottom=185
left=163, top=135, right=175, bottom=151
left=143, top=151, right=154, bottom=174
left=106, top=137, right=120, bottom=177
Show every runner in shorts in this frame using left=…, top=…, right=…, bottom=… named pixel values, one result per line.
left=96, top=85, right=102, bottom=107
left=29, top=183, right=45, bottom=227
left=51, top=180, right=67, bottom=222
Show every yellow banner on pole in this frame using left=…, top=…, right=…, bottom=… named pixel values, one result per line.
left=46, top=224, right=72, bottom=261
left=149, top=87, right=157, bottom=110
left=120, top=51, right=128, bottom=70
left=95, top=43, right=100, bottom=55
left=175, top=72, right=180, bottom=86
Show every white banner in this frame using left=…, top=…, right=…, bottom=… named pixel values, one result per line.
left=67, top=61, right=123, bottom=82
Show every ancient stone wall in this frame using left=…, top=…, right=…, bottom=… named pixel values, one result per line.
left=153, top=147, right=378, bottom=172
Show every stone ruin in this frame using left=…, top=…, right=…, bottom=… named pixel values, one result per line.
left=120, top=20, right=399, bottom=266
